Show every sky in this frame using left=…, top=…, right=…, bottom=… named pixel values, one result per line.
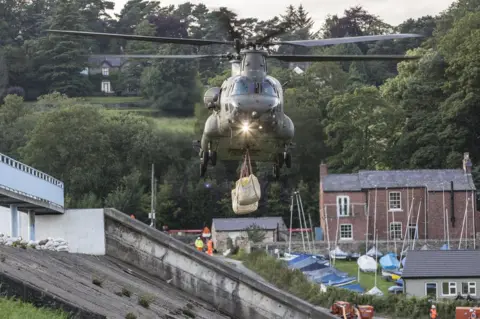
left=111, top=0, right=455, bottom=30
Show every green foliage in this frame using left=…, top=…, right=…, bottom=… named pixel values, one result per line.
left=246, top=225, right=267, bottom=243
left=243, top=251, right=475, bottom=319
left=2, top=0, right=480, bottom=239
left=125, top=313, right=137, bottom=319
left=138, top=294, right=153, bottom=308
left=0, top=297, right=68, bottom=319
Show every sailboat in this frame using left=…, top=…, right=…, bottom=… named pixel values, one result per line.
left=366, top=230, right=384, bottom=296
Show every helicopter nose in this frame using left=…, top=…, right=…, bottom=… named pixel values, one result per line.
left=230, top=95, right=278, bottom=113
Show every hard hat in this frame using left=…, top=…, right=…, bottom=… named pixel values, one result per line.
left=471, top=309, right=474, bottom=312
left=431, top=305, right=436, bottom=309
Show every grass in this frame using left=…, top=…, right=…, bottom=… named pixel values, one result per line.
left=83, top=96, right=144, bottom=103
left=332, top=260, right=393, bottom=294
left=25, top=96, right=196, bottom=135
left=0, top=297, right=68, bottom=319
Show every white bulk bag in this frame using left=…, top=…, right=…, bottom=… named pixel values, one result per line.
left=235, top=152, right=261, bottom=205
left=232, top=189, right=258, bottom=214
left=235, top=174, right=261, bottom=205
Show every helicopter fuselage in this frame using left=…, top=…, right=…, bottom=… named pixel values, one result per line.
left=200, top=73, right=294, bottom=162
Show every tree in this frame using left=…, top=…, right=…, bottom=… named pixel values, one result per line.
left=324, top=86, right=400, bottom=172
left=105, top=169, right=146, bottom=215
left=246, top=225, right=267, bottom=243
left=33, top=0, right=93, bottom=96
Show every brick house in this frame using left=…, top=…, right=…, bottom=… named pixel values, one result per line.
left=319, top=153, right=478, bottom=244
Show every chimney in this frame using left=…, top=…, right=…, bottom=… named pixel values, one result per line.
left=463, top=152, right=472, bottom=174
left=320, top=163, right=328, bottom=180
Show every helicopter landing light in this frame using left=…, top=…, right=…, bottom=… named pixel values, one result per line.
left=241, top=122, right=250, bottom=133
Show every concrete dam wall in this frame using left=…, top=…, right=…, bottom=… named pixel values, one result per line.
left=104, top=208, right=334, bottom=319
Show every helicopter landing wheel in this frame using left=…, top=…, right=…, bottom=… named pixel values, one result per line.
left=200, top=163, right=207, bottom=177
left=209, top=150, right=217, bottom=166
left=202, top=149, right=209, bottom=165
left=284, top=152, right=292, bottom=168
left=277, top=153, right=284, bottom=168
left=273, top=164, right=280, bottom=180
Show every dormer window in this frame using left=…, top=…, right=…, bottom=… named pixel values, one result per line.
left=102, top=67, right=109, bottom=76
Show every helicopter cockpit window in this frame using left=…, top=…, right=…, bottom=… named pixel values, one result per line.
left=231, top=78, right=252, bottom=95
left=261, top=81, right=277, bottom=96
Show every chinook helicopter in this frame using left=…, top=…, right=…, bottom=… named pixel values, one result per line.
left=46, top=15, right=421, bottom=179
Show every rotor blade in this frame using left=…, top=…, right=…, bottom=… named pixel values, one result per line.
left=89, top=54, right=229, bottom=59
left=273, top=33, right=423, bottom=47
left=269, top=54, right=421, bottom=62
left=46, top=30, right=232, bottom=46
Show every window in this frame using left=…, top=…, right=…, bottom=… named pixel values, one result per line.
left=339, top=224, right=353, bottom=240
left=462, top=282, right=476, bottom=295
left=261, top=80, right=277, bottom=96
left=102, top=67, right=109, bottom=76
left=408, top=224, right=418, bottom=240
left=336, top=196, right=350, bottom=216
left=231, top=78, right=251, bottom=95
left=426, top=283, right=437, bottom=297
left=389, top=222, right=402, bottom=239
left=389, top=192, right=401, bottom=210
left=101, top=81, right=111, bottom=93
left=442, top=282, right=457, bottom=296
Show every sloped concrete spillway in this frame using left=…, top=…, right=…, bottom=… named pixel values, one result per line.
left=104, top=208, right=335, bottom=319
left=0, top=245, right=230, bottom=319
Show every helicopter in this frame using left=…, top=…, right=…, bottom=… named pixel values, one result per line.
left=46, top=16, right=422, bottom=180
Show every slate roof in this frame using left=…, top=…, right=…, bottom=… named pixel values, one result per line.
left=88, top=56, right=127, bottom=67
left=212, top=217, right=285, bottom=231
left=402, top=250, right=480, bottom=279
left=323, top=169, right=476, bottom=192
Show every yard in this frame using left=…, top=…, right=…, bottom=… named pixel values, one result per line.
left=333, top=260, right=393, bottom=295
left=0, top=297, right=68, bottom=319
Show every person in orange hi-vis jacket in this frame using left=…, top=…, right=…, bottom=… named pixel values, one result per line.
left=430, top=305, right=437, bottom=319
left=207, top=238, right=213, bottom=256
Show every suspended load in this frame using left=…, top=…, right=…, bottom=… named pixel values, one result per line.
left=234, top=151, right=261, bottom=206
left=232, top=151, right=260, bottom=214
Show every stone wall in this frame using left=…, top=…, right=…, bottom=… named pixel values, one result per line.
left=253, top=239, right=479, bottom=255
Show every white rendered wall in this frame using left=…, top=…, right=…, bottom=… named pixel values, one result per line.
left=0, top=206, right=29, bottom=238
left=0, top=207, right=106, bottom=255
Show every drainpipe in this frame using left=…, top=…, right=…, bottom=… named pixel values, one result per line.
left=451, top=181, right=455, bottom=228
left=424, top=184, right=428, bottom=240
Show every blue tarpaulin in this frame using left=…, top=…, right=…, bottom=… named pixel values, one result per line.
left=380, top=253, right=400, bottom=270
left=395, top=279, right=404, bottom=286
left=318, top=273, right=356, bottom=286
left=341, top=283, right=365, bottom=293
left=289, top=256, right=329, bottom=272
left=440, top=243, right=450, bottom=250
left=287, top=254, right=310, bottom=265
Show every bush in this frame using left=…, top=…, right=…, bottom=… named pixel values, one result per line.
left=138, top=294, right=153, bottom=308
left=6, top=86, right=25, bottom=98
left=242, top=251, right=475, bottom=319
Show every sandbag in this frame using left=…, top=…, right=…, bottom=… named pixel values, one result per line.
left=235, top=174, right=261, bottom=205
left=232, top=189, right=258, bottom=214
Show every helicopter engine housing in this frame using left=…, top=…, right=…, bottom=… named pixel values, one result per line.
left=203, top=87, right=220, bottom=109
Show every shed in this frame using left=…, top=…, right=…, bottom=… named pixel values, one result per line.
left=211, top=217, right=287, bottom=252
left=402, top=250, right=480, bottom=299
